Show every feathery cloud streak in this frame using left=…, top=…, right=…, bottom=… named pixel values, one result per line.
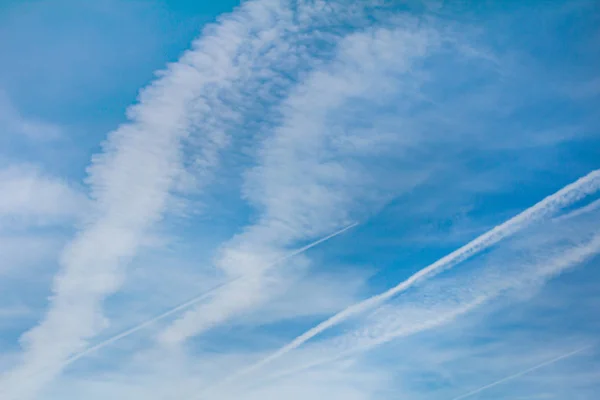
left=0, top=0, right=365, bottom=397
left=159, top=23, right=441, bottom=345
left=300, top=226, right=600, bottom=375
left=200, top=188, right=600, bottom=397
left=226, top=169, right=600, bottom=380
left=0, top=164, right=86, bottom=226
left=1, top=1, right=598, bottom=399
left=42, top=222, right=357, bottom=373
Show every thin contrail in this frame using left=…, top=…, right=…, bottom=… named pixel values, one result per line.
left=244, top=232, right=600, bottom=388
left=215, top=169, right=600, bottom=386
left=553, top=197, right=600, bottom=222
left=450, top=345, right=592, bottom=400
left=57, top=222, right=359, bottom=369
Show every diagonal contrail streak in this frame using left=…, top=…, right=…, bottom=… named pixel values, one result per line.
left=450, top=345, right=593, bottom=400
left=204, top=169, right=600, bottom=392
left=59, top=222, right=359, bottom=369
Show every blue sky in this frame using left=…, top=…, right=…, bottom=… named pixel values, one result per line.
left=0, top=0, right=599, bottom=399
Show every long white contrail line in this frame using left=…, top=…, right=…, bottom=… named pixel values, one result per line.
left=553, top=197, right=600, bottom=222
left=450, top=345, right=593, bottom=400
left=47, top=222, right=359, bottom=371
left=242, top=232, right=600, bottom=389
left=213, top=169, right=600, bottom=387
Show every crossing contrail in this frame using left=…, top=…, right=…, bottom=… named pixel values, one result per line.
left=238, top=232, right=600, bottom=389
left=53, top=222, right=359, bottom=370
left=212, top=169, right=600, bottom=387
left=450, top=345, right=592, bottom=400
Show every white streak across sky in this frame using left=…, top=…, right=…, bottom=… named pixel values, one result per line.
left=1, top=1, right=599, bottom=399
left=0, top=0, right=369, bottom=397
left=450, top=346, right=593, bottom=400
left=55, top=222, right=357, bottom=371
left=223, top=169, right=600, bottom=383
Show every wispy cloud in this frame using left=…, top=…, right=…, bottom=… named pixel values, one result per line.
left=28, top=222, right=356, bottom=375
left=158, top=21, right=441, bottom=346
left=1, top=0, right=360, bottom=397
left=202, top=187, right=600, bottom=397
left=334, top=224, right=600, bottom=358
left=1, top=1, right=598, bottom=399
left=228, top=169, right=600, bottom=382
left=0, top=0, right=410, bottom=397
left=0, top=164, right=86, bottom=227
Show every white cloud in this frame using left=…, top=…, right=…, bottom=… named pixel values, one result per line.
left=339, top=235, right=600, bottom=356
left=157, top=5, right=598, bottom=354
left=229, top=169, right=600, bottom=382
left=227, top=202, right=600, bottom=392
left=0, top=164, right=86, bottom=227
left=40, top=346, right=389, bottom=400
left=232, top=269, right=369, bottom=326
left=159, top=22, right=441, bottom=346
left=2, top=2, right=598, bottom=400
left=0, top=0, right=399, bottom=398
